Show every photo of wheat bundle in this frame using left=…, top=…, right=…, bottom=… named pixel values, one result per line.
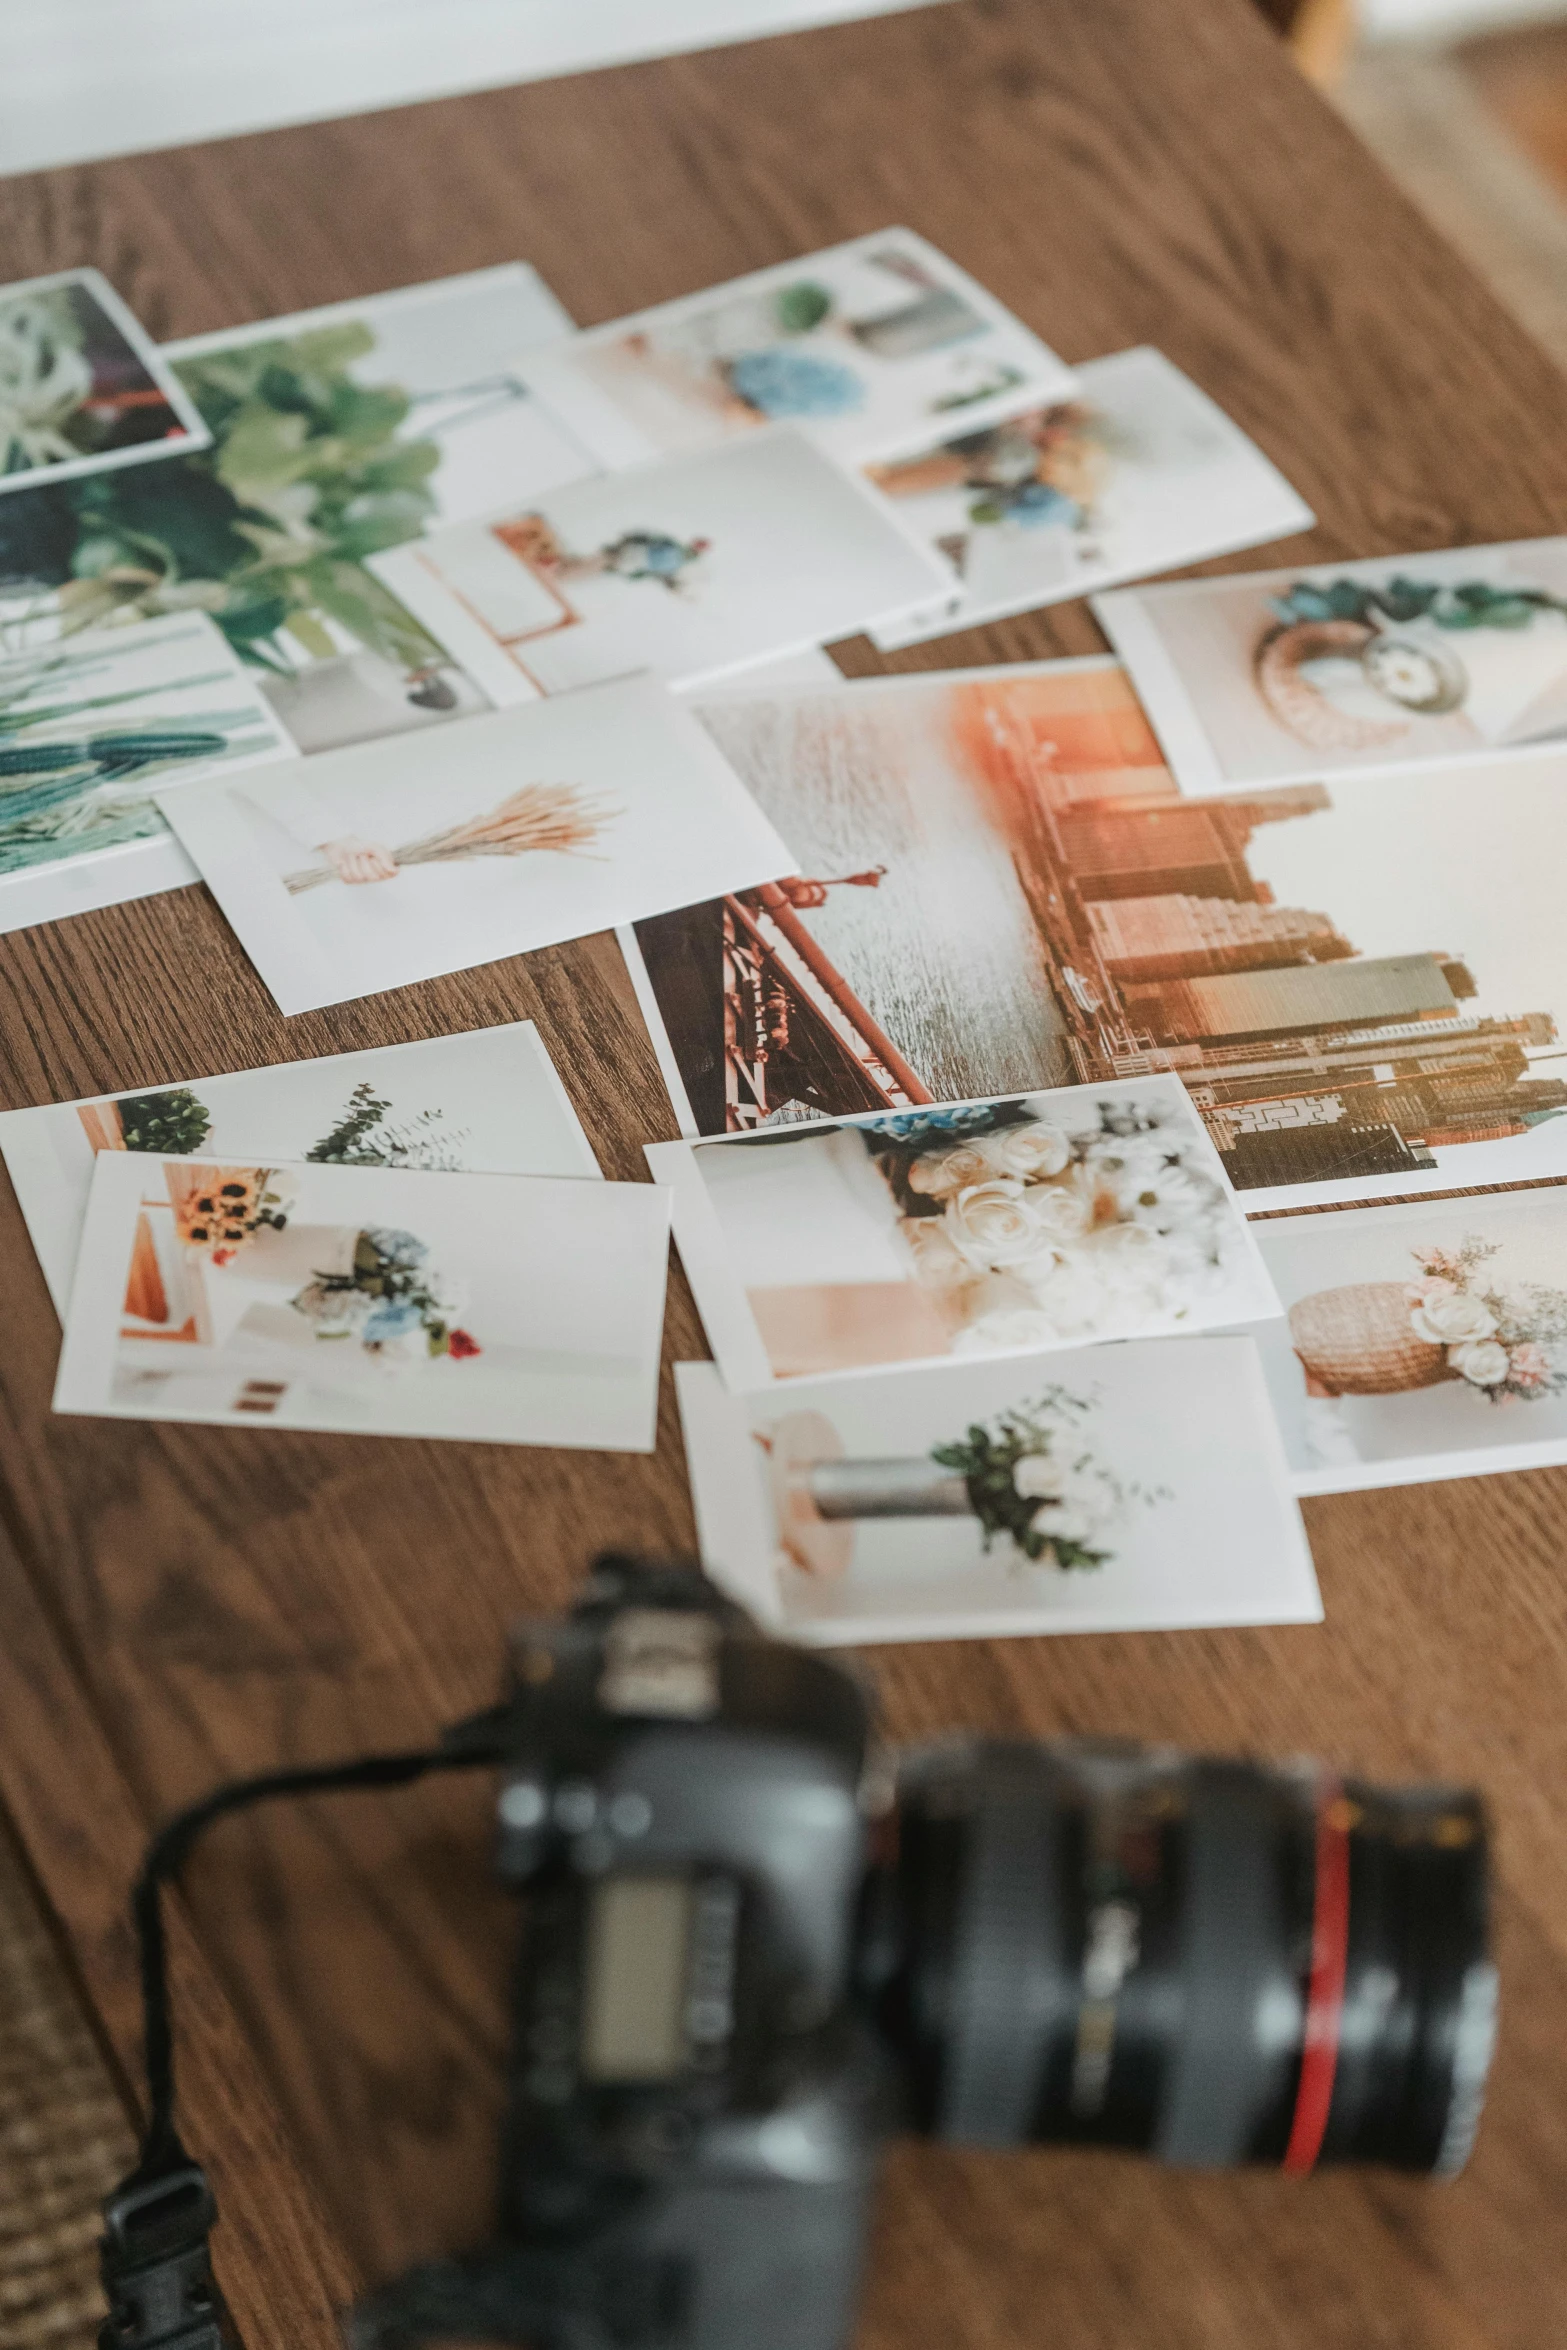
left=283, top=782, right=619, bottom=892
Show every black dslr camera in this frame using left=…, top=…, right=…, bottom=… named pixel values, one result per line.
left=100, top=1560, right=1497, bottom=2350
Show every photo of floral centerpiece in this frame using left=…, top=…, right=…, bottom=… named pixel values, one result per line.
left=864, top=348, right=1312, bottom=651
left=290, top=1224, right=480, bottom=1367
left=758, top=1384, right=1134, bottom=1579
left=59, top=1155, right=673, bottom=1451
left=674, top=1337, right=1320, bottom=1646
left=1248, top=1187, right=1567, bottom=1494
left=649, top=1074, right=1280, bottom=1389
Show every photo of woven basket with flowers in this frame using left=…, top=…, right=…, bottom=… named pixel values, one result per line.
left=1290, top=1236, right=1567, bottom=1408
left=1248, top=1189, right=1567, bottom=1494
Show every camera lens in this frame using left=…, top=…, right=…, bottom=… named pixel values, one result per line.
left=873, top=1739, right=1494, bottom=2176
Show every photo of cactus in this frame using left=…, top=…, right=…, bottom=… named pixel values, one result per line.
left=0, top=612, right=289, bottom=931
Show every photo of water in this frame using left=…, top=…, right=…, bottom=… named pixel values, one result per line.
left=698, top=684, right=1072, bottom=1102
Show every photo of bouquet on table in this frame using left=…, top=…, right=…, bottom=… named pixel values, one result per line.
left=514, top=229, right=1078, bottom=470
left=54, top=1154, right=671, bottom=1450
left=650, top=1076, right=1279, bottom=1391
left=1249, top=1181, right=1567, bottom=1496
left=0, top=1020, right=600, bottom=1316
left=676, top=1334, right=1319, bottom=1645
left=865, top=347, right=1313, bottom=650
left=368, top=426, right=953, bottom=700
left=627, top=657, right=1567, bottom=1213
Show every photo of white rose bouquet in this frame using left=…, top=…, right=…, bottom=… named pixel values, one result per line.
left=651, top=1075, right=1280, bottom=1390
left=1402, top=1239, right=1567, bottom=1403
left=757, top=1384, right=1140, bottom=1582
left=865, top=1093, right=1241, bottom=1355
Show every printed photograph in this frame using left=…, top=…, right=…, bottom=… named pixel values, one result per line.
left=0, top=268, right=209, bottom=492
left=369, top=427, right=951, bottom=701
left=0, top=613, right=291, bottom=933
left=1094, top=536, right=1567, bottom=794
left=628, top=665, right=1567, bottom=1210
left=516, top=229, right=1077, bottom=470
left=1251, top=1186, right=1567, bottom=1495
left=157, top=673, right=795, bottom=1014
left=865, top=347, right=1313, bottom=649
left=676, top=1335, right=1320, bottom=1644
left=0, top=267, right=587, bottom=755
left=649, top=1077, right=1279, bottom=1389
left=0, top=1020, right=599, bottom=1315
left=55, top=1155, right=671, bottom=1449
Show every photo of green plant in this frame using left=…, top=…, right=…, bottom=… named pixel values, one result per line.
left=0, top=270, right=588, bottom=754
left=0, top=615, right=286, bottom=901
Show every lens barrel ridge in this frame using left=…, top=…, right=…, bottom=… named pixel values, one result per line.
left=879, top=1740, right=1493, bottom=2178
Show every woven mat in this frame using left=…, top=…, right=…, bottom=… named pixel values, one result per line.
left=0, top=1816, right=134, bottom=2350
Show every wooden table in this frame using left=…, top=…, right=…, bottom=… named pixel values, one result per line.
left=2, top=3, right=1565, bottom=2344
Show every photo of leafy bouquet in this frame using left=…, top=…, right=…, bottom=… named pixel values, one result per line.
left=114, top=1088, right=212, bottom=1154
left=0, top=320, right=451, bottom=687
left=929, top=1387, right=1128, bottom=1569
left=289, top=1224, right=480, bottom=1365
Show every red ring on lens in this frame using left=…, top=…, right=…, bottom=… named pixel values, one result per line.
left=1282, top=1780, right=1352, bottom=2175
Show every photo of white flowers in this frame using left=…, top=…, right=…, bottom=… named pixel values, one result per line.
left=1094, top=536, right=1567, bottom=795
left=649, top=1075, right=1280, bottom=1390
left=515, top=229, right=1077, bottom=471
left=367, top=428, right=952, bottom=701
left=865, top=347, right=1313, bottom=650
left=1250, top=1184, right=1567, bottom=1494
left=0, top=1020, right=599, bottom=1316
left=0, top=268, right=210, bottom=492
left=156, top=673, right=796, bottom=1014
left=55, top=1155, right=671, bottom=1449
left=676, top=1335, right=1319, bottom=1643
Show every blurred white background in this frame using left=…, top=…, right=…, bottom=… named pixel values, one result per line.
left=1, top=0, right=951, bottom=177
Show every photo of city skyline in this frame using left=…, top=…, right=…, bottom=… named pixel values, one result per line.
left=630, top=661, right=1567, bottom=1208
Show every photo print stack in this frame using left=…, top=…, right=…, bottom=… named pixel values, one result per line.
left=1, top=234, right=1558, bottom=1644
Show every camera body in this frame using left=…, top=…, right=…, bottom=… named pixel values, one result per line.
left=495, top=1563, right=885, bottom=2350
left=485, top=1559, right=1494, bottom=2350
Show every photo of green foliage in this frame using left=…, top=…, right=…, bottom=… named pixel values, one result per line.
left=0, top=321, right=452, bottom=686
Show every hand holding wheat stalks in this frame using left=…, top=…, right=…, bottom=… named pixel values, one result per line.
left=283, top=782, right=618, bottom=892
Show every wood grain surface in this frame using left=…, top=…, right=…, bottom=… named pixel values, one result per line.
left=1, top=2, right=1565, bottom=2344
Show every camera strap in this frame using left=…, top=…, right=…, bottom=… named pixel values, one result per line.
left=100, top=1713, right=511, bottom=2350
